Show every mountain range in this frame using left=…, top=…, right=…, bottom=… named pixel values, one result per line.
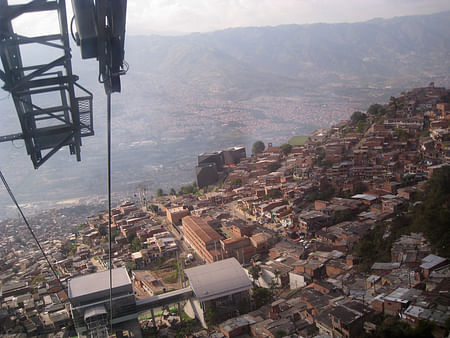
left=0, top=11, right=449, bottom=218
left=125, top=10, right=450, bottom=99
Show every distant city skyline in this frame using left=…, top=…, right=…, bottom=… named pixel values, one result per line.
left=9, top=0, right=450, bottom=37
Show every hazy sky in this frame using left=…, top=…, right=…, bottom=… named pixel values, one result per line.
left=127, top=0, right=450, bottom=35
left=9, top=0, right=450, bottom=37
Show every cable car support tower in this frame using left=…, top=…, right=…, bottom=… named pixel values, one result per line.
left=1, top=0, right=128, bottom=336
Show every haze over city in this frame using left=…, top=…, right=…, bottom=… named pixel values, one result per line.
left=12, top=0, right=450, bottom=36
left=0, top=1, right=450, bottom=336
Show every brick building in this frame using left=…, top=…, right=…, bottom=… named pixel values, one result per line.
left=182, top=216, right=223, bottom=263
left=166, top=207, right=189, bottom=226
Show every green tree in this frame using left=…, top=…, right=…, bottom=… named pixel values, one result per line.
left=264, top=189, right=282, bottom=200
left=156, top=188, right=164, bottom=197
left=98, top=225, right=107, bottom=236
left=411, top=320, right=434, bottom=337
left=445, top=316, right=450, bottom=336
left=356, top=119, right=370, bottom=133
left=111, top=229, right=121, bottom=241
left=271, top=270, right=280, bottom=289
left=252, top=287, right=273, bottom=308
left=350, top=111, right=367, bottom=125
left=230, top=178, right=242, bottom=189
left=312, top=151, right=327, bottom=167
left=125, top=261, right=136, bottom=271
left=131, top=237, right=142, bottom=253
left=31, top=275, right=45, bottom=287
left=280, top=143, right=293, bottom=156
left=62, top=241, right=77, bottom=256
left=173, top=316, right=196, bottom=338
left=267, top=162, right=281, bottom=172
left=148, top=204, right=159, bottom=213
left=389, top=96, right=400, bottom=111
left=412, top=165, right=450, bottom=256
left=127, top=232, right=136, bottom=243
left=374, top=316, right=434, bottom=338
left=275, top=330, right=287, bottom=338
left=249, top=265, right=262, bottom=286
left=252, top=140, right=265, bottom=155
left=367, top=103, right=387, bottom=116
left=169, top=188, right=176, bottom=195
left=178, top=182, right=199, bottom=195
left=394, top=128, right=410, bottom=142
left=352, top=220, right=400, bottom=272
left=332, top=209, right=353, bottom=224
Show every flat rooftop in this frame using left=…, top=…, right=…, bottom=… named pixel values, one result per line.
left=185, top=258, right=252, bottom=302
left=68, top=267, right=131, bottom=300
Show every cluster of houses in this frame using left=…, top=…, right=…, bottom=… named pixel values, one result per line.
left=0, top=200, right=180, bottom=334
left=160, top=84, right=450, bottom=336
left=209, top=233, right=448, bottom=337
left=0, top=84, right=449, bottom=336
left=0, top=210, right=88, bottom=334
left=82, top=201, right=179, bottom=270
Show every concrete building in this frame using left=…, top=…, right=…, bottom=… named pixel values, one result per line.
left=196, top=163, right=219, bottom=188
left=166, top=206, right=189, bottom=226
left=184, top=258, right=252, bottom=328
left=420, top=254, right=448, bottom=278
left=223, top=146, right=246, bottom=165
left=198, top=151, right=224, bottom=170
left=182, top=216, right=223, bottom=263
left=68, top=267, right=139, bottom=336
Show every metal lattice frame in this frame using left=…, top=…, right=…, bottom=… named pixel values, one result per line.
left=0, top=0, right=93, bottom=168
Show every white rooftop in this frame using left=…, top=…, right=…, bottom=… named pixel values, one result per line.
left=420, top=254, right=447, bottom=270
left=352, top=194, right=377, bottom=201
left=68, top=267, right=131, bottom=299
left=185, top=258, right=252, bottom=302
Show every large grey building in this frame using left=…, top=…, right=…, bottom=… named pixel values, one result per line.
left=68, top=267, right=139, bottom=336
left=184, top=258, right=252, bottom=327
left=223, top=146, right=246, bottom=165
left=195, top=162, right=219, bottom=188
left=198, top=151, right=224, bottom=170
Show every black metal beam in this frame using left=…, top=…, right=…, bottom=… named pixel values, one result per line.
left=4, top=1, right=58, bottom=20
left=7, top=56, right=66, bottom=91
left=33, top=130, right=75, bottom=169
left=0, top=133, right=23, bottom=143
left=16, top=96, right=69, bottom=125
left=31, top=105, right=70, bottom=116
left=4, top=34, right=63, bottom=46
left=16, top=85, right=68, bottom=95
left=13, top=75, right=76, bottom=90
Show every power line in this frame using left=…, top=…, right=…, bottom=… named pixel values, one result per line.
left=107, top=91, right=113, bottom=333
left=0, top=168, right=74, bottom=309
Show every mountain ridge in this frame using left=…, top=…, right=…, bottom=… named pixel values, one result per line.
left=124, top=10, right=450, bottom=100
left=0, top=11, right=449, bottom=217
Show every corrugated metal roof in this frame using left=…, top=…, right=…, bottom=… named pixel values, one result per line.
left=420, top=254, right=447, bottom=270
left=371, top=262, right=401, bottom=270
left=183, top=216, right=221, bottom=243
left=352, top=194, right=377, bottom=201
